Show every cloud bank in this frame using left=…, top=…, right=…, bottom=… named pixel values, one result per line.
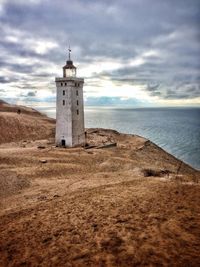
left=0, top=0, right=199, bottom=106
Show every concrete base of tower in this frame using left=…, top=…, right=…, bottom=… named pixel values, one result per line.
left=55, top=136, right=85, bottom=148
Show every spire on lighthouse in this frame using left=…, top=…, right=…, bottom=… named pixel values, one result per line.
left=68, top=45, right=71, bottom=60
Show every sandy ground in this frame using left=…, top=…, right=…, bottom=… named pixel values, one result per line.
left=0, top=103, right=200, bottom=266
left=0, top=128, right=200, bottom=267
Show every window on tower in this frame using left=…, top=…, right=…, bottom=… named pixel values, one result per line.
left=61, top=83, right=63, bottom=86
left=63, top=90, right=65, bottom=95
left=77, top=100, right=79, bottom=105
left=63, top=100, right=65, bottom=105
left=65, top=82, right=67, bottom=86
left=76, top=90, right=78, bottom=96
left=77, top=109, right=79, bottom=115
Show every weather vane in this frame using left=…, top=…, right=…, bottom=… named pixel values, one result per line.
left=68, top=45, right=71, bottom=60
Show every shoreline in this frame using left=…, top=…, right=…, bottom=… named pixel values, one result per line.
left=1, top=99, right=200, bottom=170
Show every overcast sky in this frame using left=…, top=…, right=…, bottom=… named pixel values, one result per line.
left=0, top=0, right=199, bottom=107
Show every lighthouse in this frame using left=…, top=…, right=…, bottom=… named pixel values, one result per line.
left=55, top=47, right=85, bottom=147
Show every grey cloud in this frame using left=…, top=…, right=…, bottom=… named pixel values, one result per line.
left=0, top=76, right=18, bottom=83
left=0, top=77, right=11, bottom=83
left=149, top=83, right=200, bottom=99
left=99, top=55, right=200, bottom=99
left=146, top=84, right=160, bottom=92
left=0, top=40, right=43, bottom=60
left=27, top=91, right=37, bottom=97
left=150, top=91, right=161, bottom=97
left=14, top=83, right=38, bottom=89
left=0, top=0, right=199, bottom=103
left=165, top=93, right=190, bottom=100
left=31, top=73, right=53, bottom=78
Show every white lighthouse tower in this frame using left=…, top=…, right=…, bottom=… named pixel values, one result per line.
left=55, top=47, right=85, bottom=147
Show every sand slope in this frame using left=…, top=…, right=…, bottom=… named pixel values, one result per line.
left=0, top=100, right=55, bottom=144
left=0, top=102, right=200, bottom=267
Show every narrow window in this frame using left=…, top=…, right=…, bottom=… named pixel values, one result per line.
left=76, top=90, right=78, bottom=96
left=75, top=83, right=77, bottom=87
left=65, top=82, right=67, bottom=86
left=63, top=90, right=65, bottom=95
left=63, top=100, right=65, bottom=105
left=61, top=82, right=63, bottom=86
left=77, top=100, right=79, bottom=105
left=77, top=109, right=79, bottom=115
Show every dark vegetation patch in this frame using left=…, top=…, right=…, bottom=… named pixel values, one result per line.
left=143, top=168, right=172, bottom=177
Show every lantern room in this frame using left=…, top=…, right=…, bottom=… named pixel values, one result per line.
left=63, top=47, right=77, bottom=77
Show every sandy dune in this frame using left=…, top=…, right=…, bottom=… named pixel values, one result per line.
left=0, top=100, right=55, bottom=144
left=0, top=102, right=200, bottom=266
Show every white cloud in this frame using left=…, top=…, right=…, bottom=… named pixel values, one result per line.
left=29, top=40, right=58, bottom=55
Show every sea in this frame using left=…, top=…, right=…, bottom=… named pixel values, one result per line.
left=35, top=104, right=200, bottom=170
